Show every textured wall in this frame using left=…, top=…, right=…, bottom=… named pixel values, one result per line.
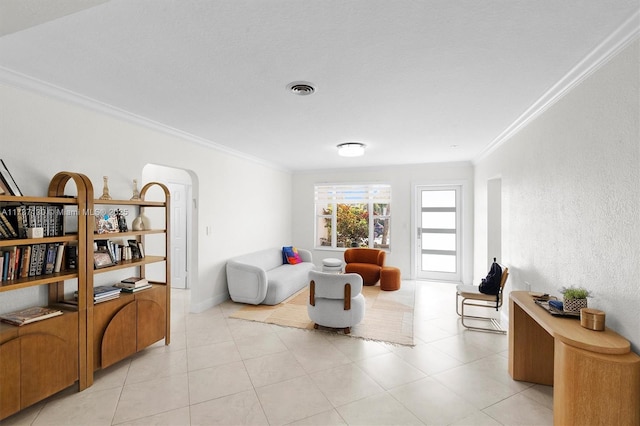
left=475, top=40, right=639, bottom=350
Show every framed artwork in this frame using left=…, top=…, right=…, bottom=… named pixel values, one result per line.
left=0, top=159, right=23, bottom=196
left=93, top=249, right=115, bottom=269
left=95, top=214, right=120, bottom=234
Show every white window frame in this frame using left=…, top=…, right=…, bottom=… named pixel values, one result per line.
left=314, top=183, right=391, bottom=250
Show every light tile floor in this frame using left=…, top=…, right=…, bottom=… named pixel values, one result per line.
left=4, top=281, right=553, bottom=426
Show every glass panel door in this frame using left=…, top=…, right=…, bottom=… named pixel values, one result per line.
left=416, top=186, right=461, bottom=281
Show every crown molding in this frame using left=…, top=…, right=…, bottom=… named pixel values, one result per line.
left=0, top=66, right=290, bottom=173
left=474, top=10, right=640, bottom=164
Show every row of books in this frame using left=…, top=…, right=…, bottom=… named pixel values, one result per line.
left=0, top=278, right=152, bottom=326
left=0, top=204, right=65, bottom=239
left=96, top=238, right=145, bottom=262
left=0, top=243, right=77, bottom=281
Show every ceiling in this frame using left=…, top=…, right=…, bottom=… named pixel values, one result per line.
left=0, top=1, right=638, bottom=171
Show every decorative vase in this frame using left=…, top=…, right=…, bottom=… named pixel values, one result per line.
left=130, top=179, right=141, bottom=200
left=99, top=176, right=112, bottom=200
left=132, top=213, right=149, bottom=231
left=563, top=297, right=588, bottom=313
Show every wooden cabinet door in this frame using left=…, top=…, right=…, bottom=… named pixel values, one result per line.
left=20, top=314, right=78, bottom=409
left=99, top=288, right=167, bottom=369
left=101, top=302, right=137, bottom=368
left=136, top=299, right=166, bottom=350
left=0, top=338, right=21, bottom=419
left=20, top=333, right=77, bottom=408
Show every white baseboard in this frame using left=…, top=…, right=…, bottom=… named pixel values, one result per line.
left=189, top=292, right=230, bottom=313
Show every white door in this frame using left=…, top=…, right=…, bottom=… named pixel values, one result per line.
left=168, top=182, right=188, bottom=289
left=416, top=185, right=462, bottom=281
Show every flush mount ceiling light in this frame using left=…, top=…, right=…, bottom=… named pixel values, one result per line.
left=287, top=81, right=315, bottom=96
left=337, top=142, right=366, bottom=157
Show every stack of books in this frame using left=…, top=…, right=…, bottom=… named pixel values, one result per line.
left=75, top=285, right=121, bottom=304
left=93, top=285, right=122, bottom=303
left=0, top=306, right=63, bottom=326
left=115, top=276, right=152, bottom=293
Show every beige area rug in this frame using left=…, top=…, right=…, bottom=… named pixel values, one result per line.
left=230, top=281, right=415, bottom=346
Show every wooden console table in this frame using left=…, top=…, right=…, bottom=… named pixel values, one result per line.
left=509, top=291, right=640, bottom=425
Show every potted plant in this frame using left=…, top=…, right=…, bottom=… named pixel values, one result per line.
left=559, top=286, right=592, bottom=313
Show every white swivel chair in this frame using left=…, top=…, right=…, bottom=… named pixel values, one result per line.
left=307, top=270, right=365, bottom=334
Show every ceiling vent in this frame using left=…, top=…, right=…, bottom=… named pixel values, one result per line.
left=287, top=81, right=315, bottom=96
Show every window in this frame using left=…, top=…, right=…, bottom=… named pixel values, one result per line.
left=315, top=184, right=391, bottom=249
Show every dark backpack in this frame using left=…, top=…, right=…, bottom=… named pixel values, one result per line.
left=479, top=261, right=502, bottom=295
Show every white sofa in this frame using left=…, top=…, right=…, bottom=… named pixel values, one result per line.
left=226, top=247, right=316, bottom=305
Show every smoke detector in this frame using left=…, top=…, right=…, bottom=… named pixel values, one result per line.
left=287, top=81, right=316, bottom=96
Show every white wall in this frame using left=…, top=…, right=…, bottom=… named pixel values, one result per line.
left=474, top=40, right=639, bottom=351
left=292, top=162, right=474, bottom=284
left=0, top=83, right=293, bottom=314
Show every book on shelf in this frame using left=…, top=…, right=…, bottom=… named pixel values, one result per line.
left=0, top=159, right=22, bottom=197
left=65, top=244, right=78, bottom=270
left=116, top=283, right=153, bottom=293
left=0, top=211, right=18, bottom=238
left=16, top=205, right=27, bottom=238
left=93, top=285, right=121, bottom=298
left=35, top=242, right=46, bottom=276
left=54, top=243, right=65, bottom=273
left=0, top=254, right=3, bottom=279
left=94, top=294, right=121, bottom=304
left=119, top=276, right=148, bottom=288
left=2, top=250, right=9, bottom=280
left=28, top=243, right=41, bottom=276
left=0, top=216, right=11, bottom=239
left=12, top=246, right=21, bottom=279
left=3, top=246, right=17, bottom=280
left=43, top=243, right=57, bottom=274
left=75, top=285, right=121, bottom=303
left=0, top=306, right=63, bottom=326
left=19, top=245, right=31, bottom=278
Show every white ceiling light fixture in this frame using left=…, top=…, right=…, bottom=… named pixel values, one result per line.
left=337, top=142, right=366, bottom=157
left=287, top=81, right=315, bottom=96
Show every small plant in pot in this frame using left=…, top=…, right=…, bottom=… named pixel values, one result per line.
left=559, top=286, right=592, bottom=313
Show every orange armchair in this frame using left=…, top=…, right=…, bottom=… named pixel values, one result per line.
left=344, top=248, right=386, bottom=286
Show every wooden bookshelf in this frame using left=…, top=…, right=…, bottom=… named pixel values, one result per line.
left=85, top=181, right=171, bottom=383
left=0, top=173, right=171, bottom=420
left=0, top=172, right=90, bottom=420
